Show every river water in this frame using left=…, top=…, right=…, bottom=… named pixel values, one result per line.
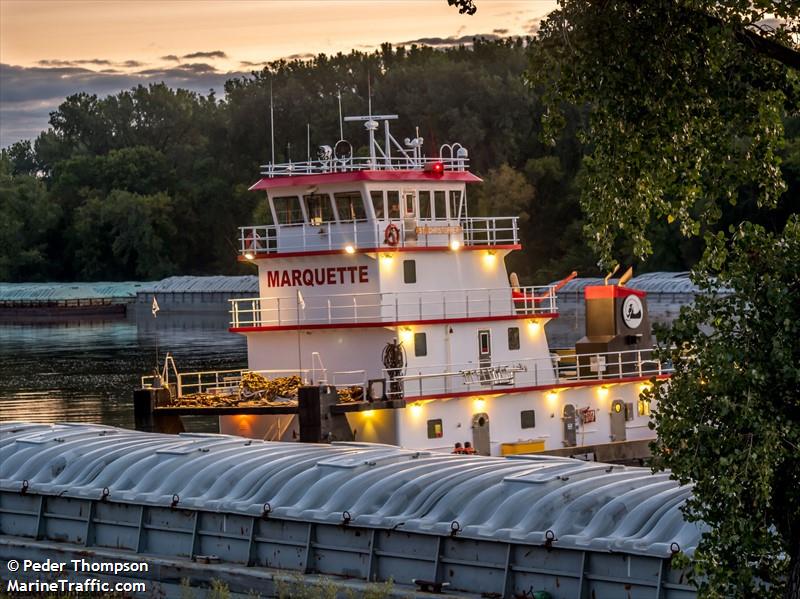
left=0, top=312, right=247, bottom=430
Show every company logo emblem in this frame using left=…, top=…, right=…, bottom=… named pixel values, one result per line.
left=621, top=295, right=643, bottom=329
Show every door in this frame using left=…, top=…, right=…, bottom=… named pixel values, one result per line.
left=471, top=412, right=490, bottom=455
left=562, top=404, right=577, bottom=447
left=610, top=399, right=626, bottom=442
left=478, top=329, right=492, bottom=384
left=402, top=191, right=417, bottom=241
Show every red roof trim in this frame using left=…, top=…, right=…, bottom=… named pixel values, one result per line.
left=249, top=170, right=482, bottom=190
left=406, top=374, right=671, bottom=403
left=230, top=312, right=558, bottom=333
left=238, top=244, right=521, bottom=261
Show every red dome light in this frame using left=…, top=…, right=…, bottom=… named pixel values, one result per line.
left=425, top=161, right=445, bottom=176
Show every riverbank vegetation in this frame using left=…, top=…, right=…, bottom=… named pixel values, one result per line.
left=2, top=38, right=797, bottom=283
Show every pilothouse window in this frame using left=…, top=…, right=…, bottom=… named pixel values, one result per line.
left=333, top=191, right=366, bottom=222
left=272, top=196, right=304, bottom=225
left=387, top=191, right=401, bottom=219
left=434, top=191, right=447, bottom=220
left=419, top=191, right=432, bottom=219
left=370, top=191, right=385, bottom=219
left=449, top=190, right=463, bottom=219
left=303, top=193, right=335, bottom=224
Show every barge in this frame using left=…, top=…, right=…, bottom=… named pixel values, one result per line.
left=0, top=422, right=699, bottom=598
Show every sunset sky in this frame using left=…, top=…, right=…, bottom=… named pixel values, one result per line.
left=0, top=0, right=557, bottom=147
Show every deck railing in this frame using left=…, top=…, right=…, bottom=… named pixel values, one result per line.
left=389, top=349, right=669, bottom=400
left=260, top=155, right=469, bottom=178
left=229, top=286, right=557, bottom=329
left=139, top=348, right=668, bottom=403
left=140, top=367, right=328, bottom=399
left=239, top=216, right=518, bottom=256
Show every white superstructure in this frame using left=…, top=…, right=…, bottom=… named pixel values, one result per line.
left=179, top=115, right=669, bottom=456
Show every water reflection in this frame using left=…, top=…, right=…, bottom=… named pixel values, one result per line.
left=0, top=313, right=247, bottom=430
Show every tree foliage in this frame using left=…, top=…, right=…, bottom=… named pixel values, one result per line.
left=520, top=0, right=800, bottom=596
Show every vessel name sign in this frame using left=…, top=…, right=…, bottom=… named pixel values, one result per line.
left=266, top=266, right=369, bottom=288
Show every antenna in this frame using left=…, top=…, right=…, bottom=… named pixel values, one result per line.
left=306, top=124, right=310, bottom=163
left=337, top=88, right=344, bottom=140
left=367, top=72, right=372, bottom=119
left=269, top=79, right=275, bottom=168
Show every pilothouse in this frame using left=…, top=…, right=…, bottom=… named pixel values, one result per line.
left=139, top=114, right=670, bottom=460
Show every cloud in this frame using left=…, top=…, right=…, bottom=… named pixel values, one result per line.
left=240, top=60, right=268, bottom=67
left=398, top=33, right=502, bottom=47
left=181, top=50, right=227, bottom=60
left=0, top=62, right=245, bottom=147
left=161, top=54, right=180, bottom=62
left=35, top=58, right=146, bottom=68
left=493, top=28, right=509, bottom=35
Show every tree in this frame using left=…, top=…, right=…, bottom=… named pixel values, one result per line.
left=650, top=218, right=800, bottom=597
left=502, top=1, right=800, bottom=596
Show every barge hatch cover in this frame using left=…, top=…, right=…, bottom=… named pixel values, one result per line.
left=0, top=422, right=701, bottom=598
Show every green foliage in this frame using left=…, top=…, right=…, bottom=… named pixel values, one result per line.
left=524, top=1, right=800, bottom=595
left=0, top=154, right=61, bottom=280
left=73, top=190, right=177, bottom=280
left=529, top=0, right=799, bottom=267
left=649, top=218, right=800, bottom=597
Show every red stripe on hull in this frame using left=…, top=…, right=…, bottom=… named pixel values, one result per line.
left=405, top=374, right=671, bottom=403
left=230, top=312, right=558, bottom=333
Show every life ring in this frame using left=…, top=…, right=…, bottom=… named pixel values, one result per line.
left=384, top=223, right=400, bottom=247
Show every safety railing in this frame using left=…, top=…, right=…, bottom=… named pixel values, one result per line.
left=238, top=216, right=518, bottom=256
left=140, top=367, right=327, bottom=399
left=260, top=155, right=469, bottom=177
left=229, top=285, right=557, bottom=329
left=388, top=349, right=670, bottom=400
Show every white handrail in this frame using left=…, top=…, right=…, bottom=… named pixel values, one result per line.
left=239, top=216, right=518, bottom=256
left=229, top=285, right=557, bottom=328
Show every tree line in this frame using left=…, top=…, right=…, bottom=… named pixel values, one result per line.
left=1, top=38, right=797, bottom=283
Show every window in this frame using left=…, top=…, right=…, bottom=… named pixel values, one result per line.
left=303, top=193, right=334, bottom=224
left=414, top=332, right=427, bottom=357
left=520, top=410, right=536, bottom=429
left=371, top=190, right=385, bottom=219
left=333, top=191, right=366, bottom=222
left=403, top=260, right=416, bottom=284
left=638, top=398, right=651, bottom=416
left=508, top=327, right=520, bottom=350
left=434, top=190, right=447, bottom=220
left=478, top=330, right=491, bottom=357
left=418, top=191, right=432, bottom=219
left=403, top=192, right=416, bottom=217
left=387, top=191, right=401, bottom=219
left=449, top=190, right=463, bottom=219
left=427, top=418, right=443, bottom=439
left=272, top=196, right=304, bottom=225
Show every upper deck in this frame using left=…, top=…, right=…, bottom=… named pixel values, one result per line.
left=240, top=115, right=520, bottom=259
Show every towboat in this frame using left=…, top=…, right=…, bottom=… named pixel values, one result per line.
left=138, top=114, right=669, bottom=460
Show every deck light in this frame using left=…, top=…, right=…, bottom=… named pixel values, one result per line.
left=474, top=397, right=486, bottom=411
left=546, top=390, right=558, bottom=404
left=244, top=252, right=254, bottom=260
left=450, top=239, right=461, bottom=251
left=345, top=244, right=355, bottom=254
left=483, top=250, right=497, bottom=266
left=597, top=386, right=609, bottom=399
left=363, top=410, right=375, bottom=418
left=400, top=327, right=413, bottom=344
left=639, top=382, right=652, bottom=394
left=410, top=402, right=423, bottom=416
left=425, top=161, right=444, bottom=176
left=527, top=320, right=540, bottom=333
